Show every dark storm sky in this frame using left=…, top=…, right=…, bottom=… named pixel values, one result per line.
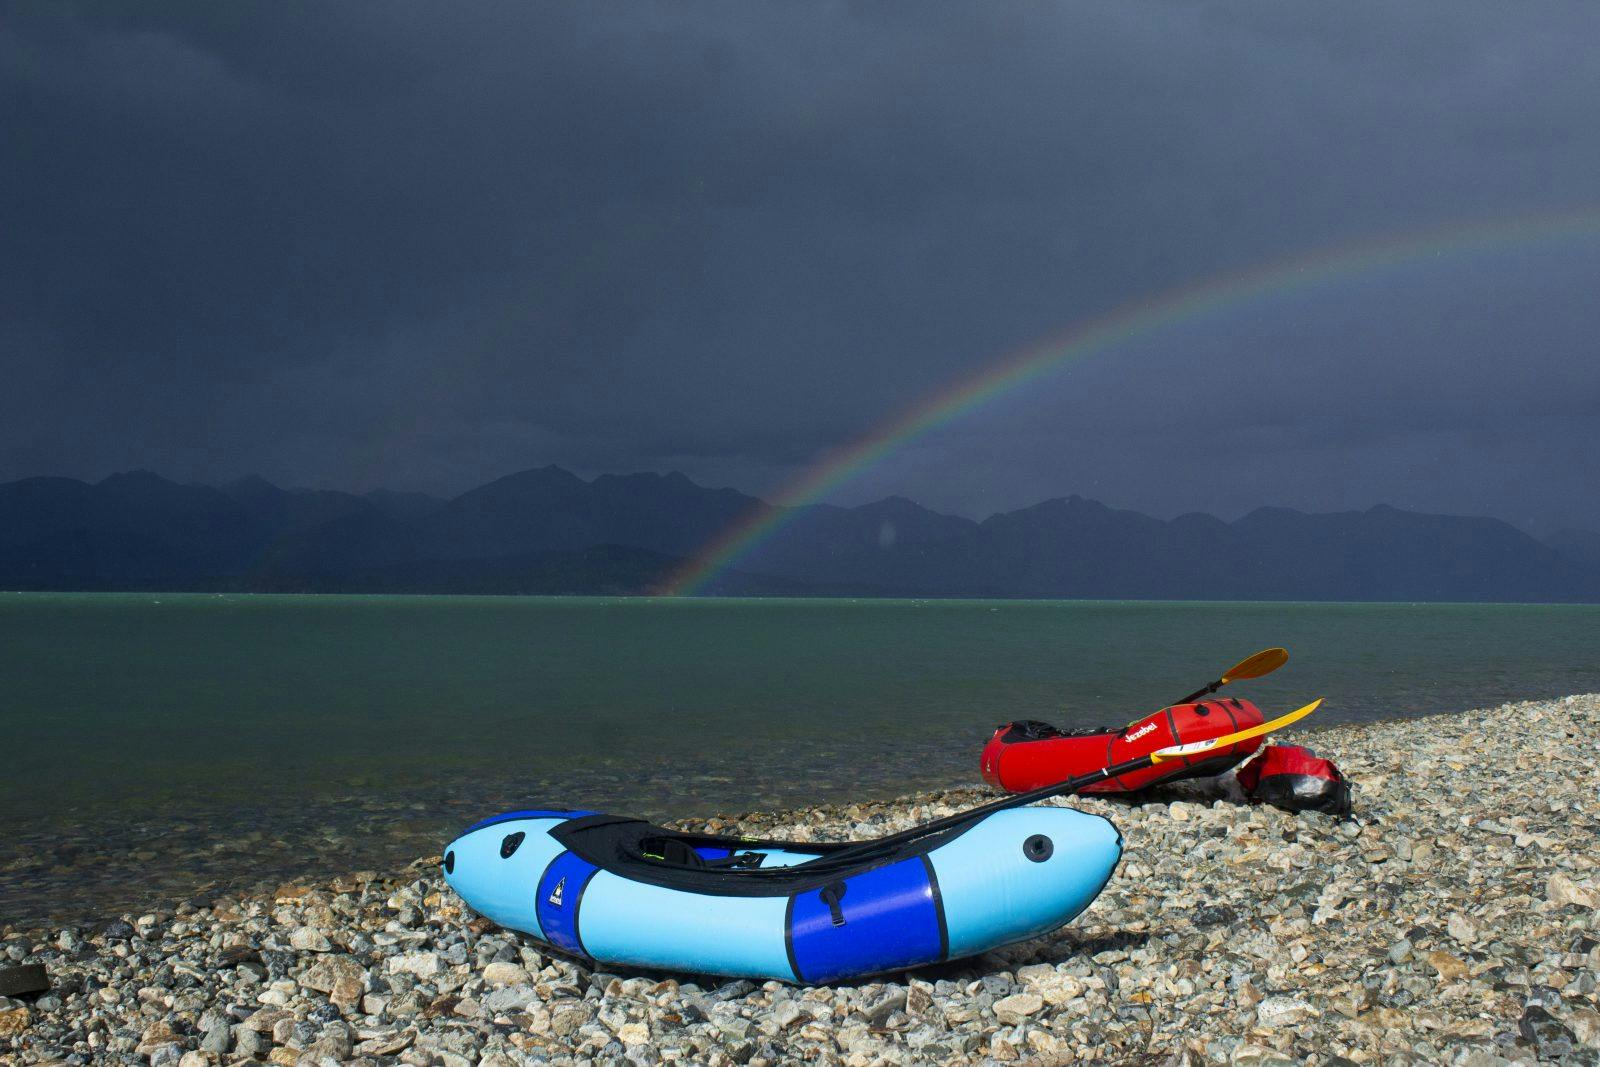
left=5, top=2, right=1600, bottom=533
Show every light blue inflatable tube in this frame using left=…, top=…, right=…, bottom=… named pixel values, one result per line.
left=443, top=804, right=1120, bottom=984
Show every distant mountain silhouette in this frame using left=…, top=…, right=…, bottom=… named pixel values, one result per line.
left=2, top=467, right=1598, bottom=601
left=409, top=466, right=756, bottom=561
left=721, top=495, right=1600, bottom=601
left=362, top=488, right=445, bottom=522
left=739, top=495, right=979, bottom=579
left=250, top=544, right=817, bottom=597
left=0, top=472, right=260, bottom=586
left=223, top=474, right=374, bottom=538
left=1547, top=528, right=1600, bottom=569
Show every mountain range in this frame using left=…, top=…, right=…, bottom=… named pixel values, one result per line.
left=2, top=467, right=1598, bottom=601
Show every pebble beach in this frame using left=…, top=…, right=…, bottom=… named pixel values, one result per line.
left=3, top=694, right=1599, bottom=1066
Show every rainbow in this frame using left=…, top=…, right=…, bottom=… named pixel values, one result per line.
left=663, top=205, right=1600, bottom=595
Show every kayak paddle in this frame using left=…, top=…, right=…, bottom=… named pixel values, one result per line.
left=1172, top=647, right=1288, bottom=707
left=739, top=697, right=1322, bottom=876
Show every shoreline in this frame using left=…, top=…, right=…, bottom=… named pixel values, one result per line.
left=0, top=699, right=1548, bottom=936
left=4, top=695, right=1599, bottom=1064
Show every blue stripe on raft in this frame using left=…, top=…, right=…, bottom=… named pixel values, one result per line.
left=693, top=846, right=734, bottom=860
left=578, top=874, right=793, bottom=978
left=463, top=809, right=596, bottom=834
left=535, top=851, right=600, bottom=956
left=788, top=857, right=942, bottom=984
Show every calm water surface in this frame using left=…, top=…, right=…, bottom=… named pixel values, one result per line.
left=2, top=593, right=1597, bottom=926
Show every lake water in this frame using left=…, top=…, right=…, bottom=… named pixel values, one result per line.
left=3, top=593, right=1598, bottom=927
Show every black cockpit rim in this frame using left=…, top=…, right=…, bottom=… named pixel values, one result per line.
left=548, top=812, right=1007, bottom=897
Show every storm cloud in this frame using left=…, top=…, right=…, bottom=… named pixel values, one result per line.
left=5, top=1, right=1599, bottom=532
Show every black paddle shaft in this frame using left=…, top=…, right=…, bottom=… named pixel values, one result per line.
left=1174, top=680, right=1222, bottom=706
left=732, top=752, right=1160, bottom=878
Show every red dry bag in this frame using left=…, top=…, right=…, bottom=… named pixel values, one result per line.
left=1235, top=743, right=1352, bottom=816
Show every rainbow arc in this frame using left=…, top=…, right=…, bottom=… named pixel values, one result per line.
left=664, top=205, right=1600, bottom=595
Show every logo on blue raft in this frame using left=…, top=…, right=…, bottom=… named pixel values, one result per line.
left=536, top=851, right=599, bottom=957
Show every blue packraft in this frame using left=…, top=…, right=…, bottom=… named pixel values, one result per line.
left=443, top=805, right=1119, bottom=983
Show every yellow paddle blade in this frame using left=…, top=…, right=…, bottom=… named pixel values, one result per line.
left=1150, top=697, right=1322, bottom=763
left=1220, top=647, right=1289, bottom=684
left=1132, top=647, right=1292, bottom=728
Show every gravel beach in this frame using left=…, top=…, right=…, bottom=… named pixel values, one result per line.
left=4, top=694, right=1599, bottom=1066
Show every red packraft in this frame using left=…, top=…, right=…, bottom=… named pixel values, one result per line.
left=980, top=698, right=1267, bottom=794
